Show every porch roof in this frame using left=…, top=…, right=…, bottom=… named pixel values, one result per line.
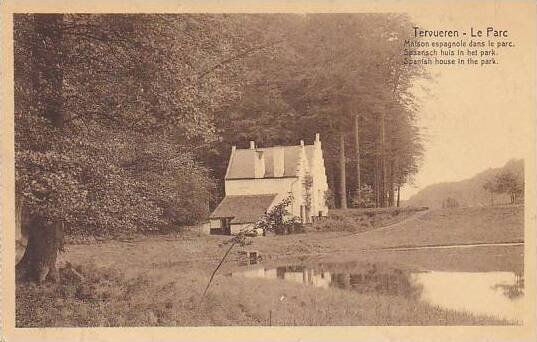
left=209, top=194, right=278, bottom=224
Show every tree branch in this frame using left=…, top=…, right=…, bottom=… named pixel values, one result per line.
left=196, top=40, right=282, bottom=80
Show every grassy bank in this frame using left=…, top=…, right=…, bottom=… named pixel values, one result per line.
left=17, top=205, right=524, bottom=327
left=59, top=205, right=524, bottom=271
left=334, top=205, right=524, bottom=250
left=310, top=206, right=427, bottom=234
left=17, top=262, right=512, bottom=327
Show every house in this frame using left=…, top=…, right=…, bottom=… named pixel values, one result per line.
left=209, top=133, right=329, bottom=235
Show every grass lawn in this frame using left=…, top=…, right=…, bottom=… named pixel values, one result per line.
left=17, top=261, right=514, bottom=327
left=16, top=205, right=524, bottom=326
left=339, top=205, right=524, bottom=250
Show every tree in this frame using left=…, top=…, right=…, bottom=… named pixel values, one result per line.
left=483, top=169, right=524, bottom=205
left=14, top=14, right=262, bottom=281
left=354, top=113, right=362, bottom=204
left=494, top=171, right=524, bottom=204
left=16, top=14, right=65, bottom=282
left=483, top=178, right=498, bottom=206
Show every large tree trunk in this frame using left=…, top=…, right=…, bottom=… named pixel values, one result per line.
left=16, top=198, right=63, bottom=283
left=396, top=185, right=401, bottom=207
left=17, top=14, right=65, bottom=283
left=16, top=213, right=64, bottom=283
left=32, top=14, right=65, bottom=127
left=354, top=114, right=361, bottom=206
left=15, top=198, right=27, bottom=265
left=338, top=127, right=347, bottom=209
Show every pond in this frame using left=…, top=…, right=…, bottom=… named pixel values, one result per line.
left=227, top=263, right=524, bottom=323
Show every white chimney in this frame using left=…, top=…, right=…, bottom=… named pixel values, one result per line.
left=300, top=140, right=304, bottom=146
left=273, top=146, right=284, bottom=177
left=254, top=150, right=265, bottom=178
left=315, top=133, right=320, bottom=144
left=249, top=141, right=255, bottom=150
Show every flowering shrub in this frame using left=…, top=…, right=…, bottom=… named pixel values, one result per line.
left=254, top=195, right=303, bottom=235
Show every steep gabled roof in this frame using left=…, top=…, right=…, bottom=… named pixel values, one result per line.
left=225, top=145, right=305, bottom=179
left=225, top=149, right=255, bottom=179
left=209, top=194, right=278, bottom=224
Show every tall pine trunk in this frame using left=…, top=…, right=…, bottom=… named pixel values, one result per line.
left=354, top=114, right=361, bottom=206
left=339, top=127, right=347, bottom=209
left=17, top=14, right=65, bottom=283
left=387, top=160, right=395, bottom=207
left=327, top=161, right=336, bottom=208
left=374, top=151, right=380, bottom=207
left=396, top=185, right=401, bottom=207
left=379, top=111, right=387, bottom=208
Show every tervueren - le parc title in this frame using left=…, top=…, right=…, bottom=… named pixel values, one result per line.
left=413, top=26, right=509, bottom=38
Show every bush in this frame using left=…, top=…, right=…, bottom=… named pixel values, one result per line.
left=311, top=216, right=362, bottom=233
left=351, top=184, right=376, bottom=208
left=254, top=195, right=304, bottom=235
left=16, top=262, right=175, bottom=327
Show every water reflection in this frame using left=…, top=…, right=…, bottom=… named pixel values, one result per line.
left=492, top=272, right=524, bottom=299
left=228, top=264, right=524, bottom=322
left=230, top=264, right=422, bottom=298
left=412, top=271, right=524, bottom=322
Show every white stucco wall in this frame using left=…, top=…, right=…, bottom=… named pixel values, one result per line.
left=310, top=141, right=329, bottom=216
left=225, top=177, right=297, bottom=196
left=199, top=222, right=211, bottom=234
left=209, top=219, right=221, bottom=229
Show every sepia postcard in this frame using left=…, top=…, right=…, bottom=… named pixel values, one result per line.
left=1, top=0, right=536, bottom=341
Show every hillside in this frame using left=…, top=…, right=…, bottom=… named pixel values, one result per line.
left=404, top=159, right=524, bottom=209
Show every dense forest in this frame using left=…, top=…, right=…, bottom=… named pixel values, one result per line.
left=14, top=13, right=426, bottom=270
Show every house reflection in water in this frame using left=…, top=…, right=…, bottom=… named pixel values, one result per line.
left=228, top=264, right=525, bottom=322
left=229, top=264, right=419, bottom=296
left=276, top=266, right=332, bottom=289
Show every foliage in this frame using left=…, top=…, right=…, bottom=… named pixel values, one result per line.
left=324, top=189, right=336, bottom=209
left=352, top=184, right=376, bottom=208
left=314, top=206, right=424, bottom=233
left=407, top=159, right=524, bottom=209
left=254, top=195, right=303, bottom=235
left=303, top=174, right=314, bottom=210
left=210, top=14, right=426, bottom=208
left=494, top=171, right=524, bottom=203
left=14, top=14, right=258, bottom=236
left=483, top=170, right=524, bottom=204
left=16, top=262, right=175, bottom=327
left=311, top=216, right=357, bottom=233
left=15, top=13, right=427, bottom=239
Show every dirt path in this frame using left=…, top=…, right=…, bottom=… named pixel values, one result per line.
left=372, top=241, right=523, bottom=252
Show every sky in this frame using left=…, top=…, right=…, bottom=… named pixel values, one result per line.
left=399, top=5, right=535, bottom=200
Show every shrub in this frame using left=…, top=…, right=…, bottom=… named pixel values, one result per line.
left=311, top=216, right=357, bottom=232
left=254, top=195, right=304, bottom=235
left=16, top=262, right=173, bottom=327
left=351, top=184, right=376, bottom=208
